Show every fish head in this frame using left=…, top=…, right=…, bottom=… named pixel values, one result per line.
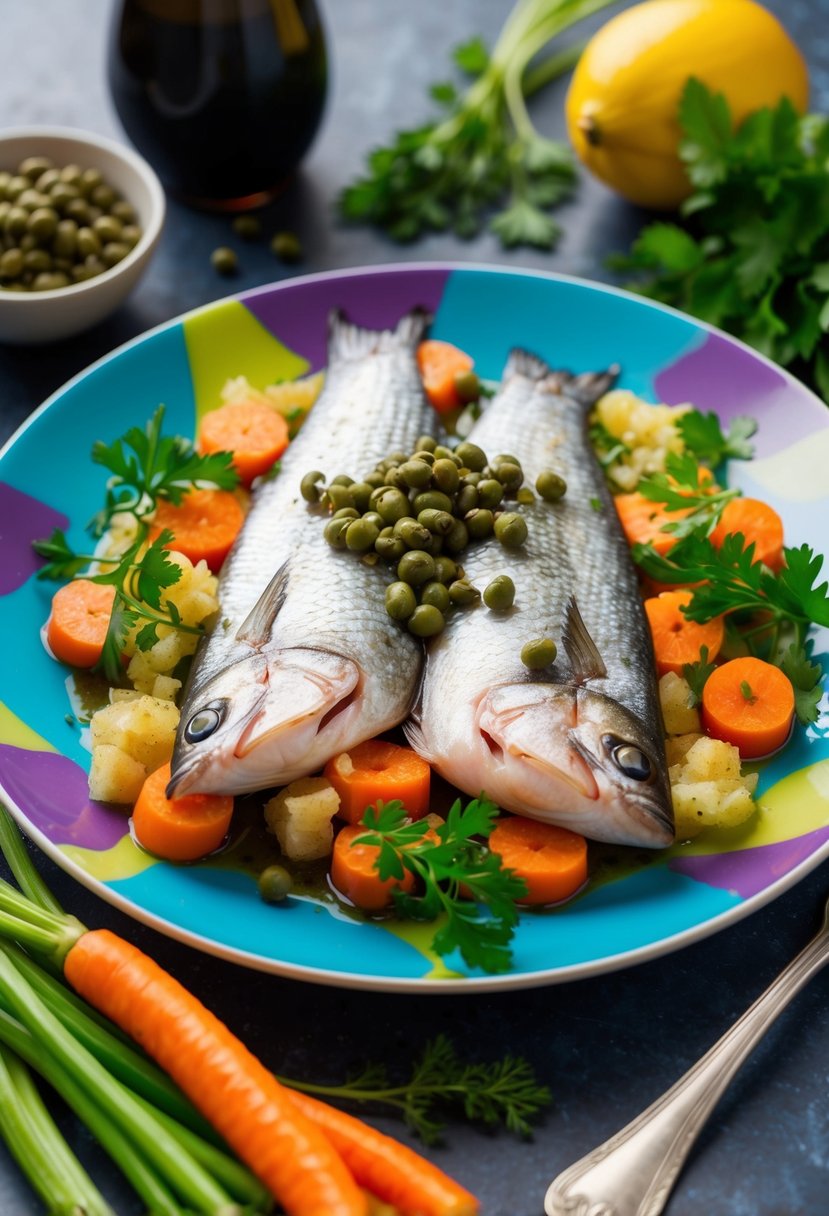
left=475, top=683, right=673, bottom=848
left=167, top=646, right=362, bottom=797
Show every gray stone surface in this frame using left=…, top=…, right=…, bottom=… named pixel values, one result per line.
left=1, top=1, right=828, bottom=1213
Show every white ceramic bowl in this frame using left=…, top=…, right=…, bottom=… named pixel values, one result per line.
left=0, top=127, right=165, bottom=344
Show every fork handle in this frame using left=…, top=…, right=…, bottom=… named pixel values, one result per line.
left=545, top=911, right=829, bottom=1216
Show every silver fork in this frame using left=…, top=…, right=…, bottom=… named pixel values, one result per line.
left=545, top=892, right=829, bottom=1216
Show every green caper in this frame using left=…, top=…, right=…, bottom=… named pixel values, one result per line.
left=385, top=581, right=417, bottom=621
left=82, top=255, right=106, bottom=278
left=362, top=510, right=384, bottom=531
left=18, top=189, right=51, bottom=211
left=394, top=517, right=431, bottom=549
left=65, top=198, right=91, bottom=225
left=382, top=466, right=408, bottom=491
left=5, top=176, right=29, bottom=201
left=211, top=246, right=238, bottom=275
left=398, top=459, right=432, bottom=489
left=432, top=458, right=460, bottom=494
left=32, top=271, right=69, bottom=291
left=26, top=207, right=58, bottom=241
left=270, top=231, right=303, bottom=261
left=121, top=223, right=142, bottom=249
left=102, top=241, right=130, bottom=267
left=433, top=556, right=458, bottom=584
left=417, top=508, right=455, bottom=536
left=375, top=534, right=406, bottom=562
left=375, top=487, right=410, bottom=525
left=0, top=248, right=23, bottom=279
left=232, top=214, right=262, bottom=240
left=414, top=434, right=437, bottom=453
left=412, top=490, right=453, bottom=515
left=494, top=511, right=528, bottom=548
left=18, top=233, right=36, bottom=251
left=521, top=638, right=558, bottom=670
left=448, top=578, right=480, bottom=606
left=476, top=478, right=504, bottom=510
left=331, top=507, right=359, bottom=520
left=413, top=450, right=435, bottom=465
left=461, top=470, right=482, bottom=487
left=4, top=206, right=28, bottom=237
left=397, top=550, right=436, bottom=587
left=93, top=214, right=123, bottom=243
left=91, top=183, right=117, bottom=210
left=49, top=183, right=80, bottom=211
left=76, top=226, right=100, bottom=257
left=330, top=474, right=354, bottom=487
left=536, top=470, right=567, bottom=502
left=52, top=219, right=78, bottom=258
left=79, top=167, right=103, bottom=196
left=59, top=164, right=83, bottom=186
left=483, top=575, right=515, bottom=611
left=516, top=487, right=536, bottom=505
left=433, top=444, right=458, bottom=463
left=324, top=517, right=352, bottom=548
left=349, top=481, right=374, bottom=512
left=300, top=470, right=325, bottom=503
left=364, top=470, right=385, bottom=489
left=322, top=483, right=354, bottom=512
left=465, top=508, right=494, bottom=540
left=453, top=369, right=482, bottom=403
left=23, top=249, right=52, bottom=274
left=388, top=450, right=410, bottom=466
left=258, top=864, right=292, bottom=903
left=20, top=156, right=53, bottom=181
left=345, top=517, right=380, bottom=552
left=420, top=581, right=451, bottom=612
left=424, top=531, right=444, bottom=557
left=444, top=519, right=469, bottom=555
left=495, top=453, right=521, bottom=466
left=407, top=604, right=445, bottom=638
left=492, top=461, right=523, bottom=491
left=455, top=484, right=479, bottom=516
left=111, top=199, right=137, bottom=224
left=53, top=256, right=73, bottom=273
left=70, top=263, right=96, bottom=282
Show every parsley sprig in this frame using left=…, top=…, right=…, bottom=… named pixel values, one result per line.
left=612, top=79, right=829, bottom=399
left=356, top=798, right=527, bottom=974
left=286, top=1033, right=550, bottom=1144
left=637, top=451, right=740, bottom=538
left=677, top=410, right=757, bottom=465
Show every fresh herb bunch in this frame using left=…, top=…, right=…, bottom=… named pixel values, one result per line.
left=636, top=451, right=740, bottom=539
left=289, top=1033, right=550, bottom=1144
left=356, top=797, right=527, bottom=973
left=340, top=0, right=616, bottom=249
left=613, top=78, right=829, bottom=400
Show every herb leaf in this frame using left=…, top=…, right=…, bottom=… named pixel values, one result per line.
left=780, top=643, right=824, bottom=725
left=683, top=645, right=716, bottom=707
left=678, top=409, right=757, bottom=463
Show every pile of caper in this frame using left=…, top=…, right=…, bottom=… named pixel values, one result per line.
left=301, top=435, right=568, bottom=640
left=0, top=156, right=143, bottom=292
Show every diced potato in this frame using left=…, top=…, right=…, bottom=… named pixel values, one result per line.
left=150, top=674, right=181, bottom=702
left=659, top=672, right=702, bottom=736
left=264, top=777, right=341, bottom=861
left=668, top=734, right=757, bottom=839
left=681, top=735, right=742, bottom=783
left=90, top=696, right=179, bottom=776
left=88, top=743, right=147, bottom=805
left=220, top=370, right=325, bottom=428
left=592, top=390, right=690, bottom=492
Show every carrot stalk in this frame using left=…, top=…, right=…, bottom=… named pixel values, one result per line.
left=0, top=814, right=64, bottom=915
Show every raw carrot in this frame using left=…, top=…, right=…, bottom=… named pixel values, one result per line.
left=198, top=400, right=290, bottom=486
left=289, top=1089, right=479, bottom=1216
left=46, top=580, right=116, bottom=668
left=709, top=497, right=784, bottom=572
left=324, top=741, right=431, bottom=824
left=416, top=340, right=474, bottom=414
left=488, top=816, right=587, bottom=906
left=132, top=762, right=234, bottom=862
left=614, top=492, right=691, bottom=556
left=644, top=589, right=725, bottom=676
left=148, top=488, right=244, bottom=572
left=330, top=825, right=415, bottom=911
left=701, top=656, right=795, bottom=758
left=63, top=929, right=368, bottom=1216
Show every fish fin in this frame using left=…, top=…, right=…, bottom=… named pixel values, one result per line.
left=503, top=347, right=555, bottom=382
left=563, top=596, right=607, bottom=682
left=327, top=307, right=431, bottom=362
left=402, top=716, right=438, bottom=765
left=565, top=365, right=621, bottom=406
left=236, top=561, right=290, bottom=647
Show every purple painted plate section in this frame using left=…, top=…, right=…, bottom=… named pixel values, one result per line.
left=670, top=825, right=829, bottom=899
left=654, top=332, right=825, bottom=458
left=241, top=267, right=451, bottom=370
left=0, top=745, right=127, bottom=849
left=0, top=482, right=68, bottom=596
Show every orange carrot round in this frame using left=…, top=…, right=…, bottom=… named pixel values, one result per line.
left=710, top=497, right=784, bottom=572
left=701, top=656, right=795, bottom=758
left=416, top=340, right=474, bottom=414
left=488, top=816, right=587, bottom=906
left=289, top=1089, right=479, bottom=1216
left=46, top=580, right=116, bottom=668
left=63, top=929, right=368, bottom=1216
left=330, top=825, right=415, bottom=912
left=132, top=762, right=234, bottom=861
left=644, top=589, right=725, bottom=676
left=198, top=400, right=289, bottom=486
left=149, top=488, right=244, bottom=572
left=614, top=492, right=690, bottom=556
left=324, top=741, right=431, bottom=825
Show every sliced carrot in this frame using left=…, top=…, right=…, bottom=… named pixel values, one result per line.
left=63, top=929, right=368, bottom=1216
left=416, top=340, right=474, bottom=414
left=198, top=399, right=290, bottom=486
left=46, top=580, right=116, bottom=668
left=710, top=497, right=784, bottom=572
left=324, top=741, right=431, bottom=825
left=488, top=816, right=587, bottom=906
left=289, top=1089, right=479, bottom=1216
left=330, top=825, right=415, bottom=912
left=131, top=762, right=234, bottom=861
left=148, top=488, right=244, bottom=572
left=644, top=589, right=725, bottom=676
left=614, top=492, right=691, bottom=556
left=701, top=656, right=795, bottom=758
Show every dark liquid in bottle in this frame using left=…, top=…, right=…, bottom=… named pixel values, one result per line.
left=108, top=0, right=328, bottom=209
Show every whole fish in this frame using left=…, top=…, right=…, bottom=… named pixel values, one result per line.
left=407, top=351, right=674, bottom=848
left=168, top=308, right=434, bottom=797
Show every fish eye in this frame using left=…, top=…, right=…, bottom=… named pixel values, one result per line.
left=602, top=735, right=652, bottom=782
left=184, top=706, right=223, bottom=744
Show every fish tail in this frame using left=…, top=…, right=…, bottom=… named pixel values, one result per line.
left=503, top=348, right=620, bottom=404
left=327, top=307, right=432, bottom=362
left=503, top=347, right=555, bottom=382
left=565, top=364, right=621, bottom=406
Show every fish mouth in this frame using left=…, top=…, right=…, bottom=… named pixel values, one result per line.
left=506, top=740, right=599, bottom=804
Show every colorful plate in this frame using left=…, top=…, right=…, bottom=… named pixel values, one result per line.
left=1, top=264, right=828, bottom=992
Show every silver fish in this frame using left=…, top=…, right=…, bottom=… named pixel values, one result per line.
left=406, top=351, right=673, bottom=848
left=168, top=308, right=434, bottom=797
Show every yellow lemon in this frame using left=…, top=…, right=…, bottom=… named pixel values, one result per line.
left=566, top=0, right=809, bottom=210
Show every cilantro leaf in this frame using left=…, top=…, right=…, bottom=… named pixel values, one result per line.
left=777, top=545, right=829, bottom=627
left=683, top=645, right=716, bottom=707
left=780, top=643, right=824, bottom=725
left=32, top=529, right=89, bottom=581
